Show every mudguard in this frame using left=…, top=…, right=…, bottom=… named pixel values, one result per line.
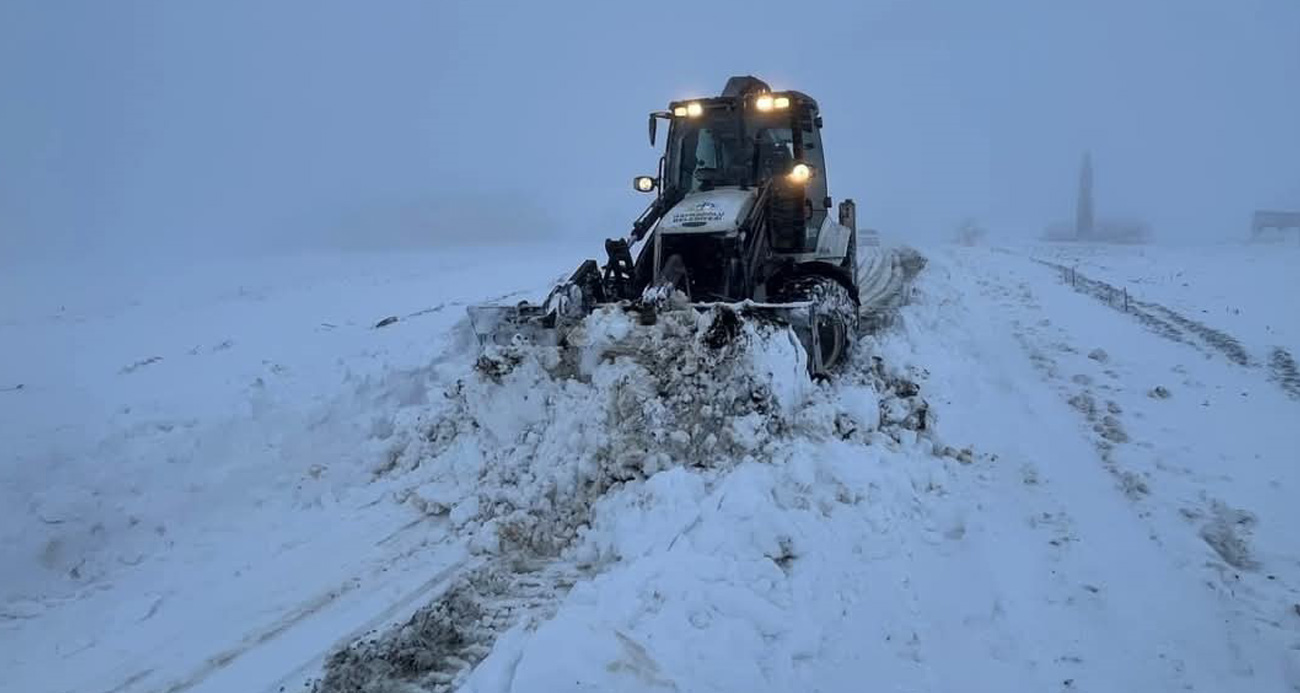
left=813, top=218, right=854, bottom=264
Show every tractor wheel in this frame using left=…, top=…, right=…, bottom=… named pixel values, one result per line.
left=776, top=275, right=858, bottom=375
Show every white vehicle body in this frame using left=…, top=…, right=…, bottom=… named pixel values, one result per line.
left=653, top=188, right=854, bottom=274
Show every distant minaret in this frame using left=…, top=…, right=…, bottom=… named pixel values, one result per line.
left=1076, top=151, right=1095, bottom=240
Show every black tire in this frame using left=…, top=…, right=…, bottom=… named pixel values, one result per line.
left=775, top=275, right=857, bottom=374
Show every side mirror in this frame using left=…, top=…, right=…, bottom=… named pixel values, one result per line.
left=633, top=176, right=658, bottom=193
left=648, top=111, right=672, bottom=146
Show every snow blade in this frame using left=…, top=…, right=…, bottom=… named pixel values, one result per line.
left=466, top=276, right=593, bottom=347
left=467, top=291, right=845, bottom=379
left=711, top=300, right=833, bottom=376
left=691, top=294, right=857, bottom=377
left=466, top=303, right=564, bottom=347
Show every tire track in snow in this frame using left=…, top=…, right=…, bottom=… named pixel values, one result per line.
left=313, top=560, right=579, bottom=693
left=992, top=267, right=1270, bottom=569
left=895, top=258, right=1211, bottom=688
left=151, top=583, right=363, bottom=693
left=255, top=556, right=476, bottom=693
left=1148, top=304, right=1251, bottom=367
left=974, top=273, right=1151, bottom=507
left=971, top=252, right=1298, bottom=684
left=124, top=537, right=471, bottom=693
left=1268, top=347, right=1300, bottom=399
left=1034, top=259, right=1299, bottom=400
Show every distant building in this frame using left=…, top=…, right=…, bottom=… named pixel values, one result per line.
left=1042, top=151, right=1150, bottom=244
left=1076, top=152, right=1094, bottom=240
left=1251, top=210, right=1300, bottom=241
left=1045, top=152, right=1149, bottom=244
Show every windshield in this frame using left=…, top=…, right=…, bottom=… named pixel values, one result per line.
left=751, top=126, right=795, bottom=181
left=666, top=110, right=797, bottom=194
left=670, top=116, right=748, bottom=192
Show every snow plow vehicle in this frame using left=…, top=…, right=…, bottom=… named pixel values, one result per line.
left=468, top=76, right=862, bottom=376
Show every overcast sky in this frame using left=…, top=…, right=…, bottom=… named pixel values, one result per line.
left=2, top=0, right=1298, bottom=264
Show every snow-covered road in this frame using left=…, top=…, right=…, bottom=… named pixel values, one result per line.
left=3, top=239, right=1298, bottom=692
left=880, top=247, right=1300, bottom=689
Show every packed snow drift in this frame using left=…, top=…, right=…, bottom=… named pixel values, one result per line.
left=315, top=294, right=938, bottom=692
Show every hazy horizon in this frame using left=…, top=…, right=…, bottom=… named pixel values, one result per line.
left=3, top=0, right=1298, bottom=265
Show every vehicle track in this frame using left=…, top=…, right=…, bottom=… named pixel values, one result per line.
left=314, top=561, right=579, bottom=693
left=1149, top=305, right=1251, bottom=367
left=111, top=541, right=472, bottom=693
left=1269, top=347, right=1300, bottom=398
left=1035, top=259, right=1298, bottom=399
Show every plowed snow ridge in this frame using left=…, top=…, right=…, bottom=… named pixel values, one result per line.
left=313, top=247, right=931, bottom=691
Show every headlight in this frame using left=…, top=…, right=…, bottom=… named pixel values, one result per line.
left=788, top=163, right=812, bottom=183
left=673, top=106, right=687, bottom=117
left=774, top=96, right=791, bottom=109
left=755, top=94, right=774, bottom=111
left=686, top=102, right=703, bottom=117
left=633, top=176, right=657, bottom=193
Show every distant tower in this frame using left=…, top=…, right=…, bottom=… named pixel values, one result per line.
left=1076, top=151, right=1095, bottom=240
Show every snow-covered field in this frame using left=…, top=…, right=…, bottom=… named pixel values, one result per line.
left=0, top=242, right=593, bottom=693
left=3, top=238, right=1299, bottom=692
left=1031, top=242, right=1300, bottom=393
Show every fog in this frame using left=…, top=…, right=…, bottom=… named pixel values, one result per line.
left=3, top=0, right=1298, bottom=266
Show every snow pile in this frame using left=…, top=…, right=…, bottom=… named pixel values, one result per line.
left=316, top=304, right=939, bottom=692
left=377, top=305, right=814, bottom=558
left=462, top=433, right=965, bottom=693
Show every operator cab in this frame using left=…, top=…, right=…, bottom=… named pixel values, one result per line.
left=621, top=76, right=850, bottom=305
left=648, top=78, right=830, bottom=243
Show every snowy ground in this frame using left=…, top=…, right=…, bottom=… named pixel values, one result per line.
left=3, top=238, right=1299, bottom=692
left=0, top=242, right=593, bottom=693
left=1030, top=242, right=1300, bottom=393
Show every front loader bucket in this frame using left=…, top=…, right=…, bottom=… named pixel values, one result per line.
left=725, top=302, right=833, bottom=376
left=778, top=304, right=830, bottom=375
left=667, top=300, right=836, bottom=375
left=467, top=261, right=606, bottom=348
left=469, top=297, right=844, bottom=378
left=466, top=304, right=564, bottom=347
